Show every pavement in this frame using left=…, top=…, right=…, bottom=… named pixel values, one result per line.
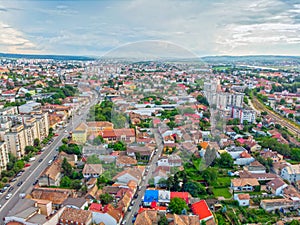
left=123, top=128, right=163, bottom=225
left=0, top=91, right=99, bottom=222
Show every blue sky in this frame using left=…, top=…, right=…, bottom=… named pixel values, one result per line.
left=0, top=0, right=300, bottom=57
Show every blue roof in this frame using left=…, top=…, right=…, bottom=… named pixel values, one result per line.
left=143, top=190, right=158, bottom=203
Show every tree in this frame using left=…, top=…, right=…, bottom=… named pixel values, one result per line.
left=62, top=138, right=69, bottom=144
left=70, top=180, right=82, bottom=190
left=62, top=158, right=73, bottom=177
left=60, top=176, right=71, bottom=187
left=202, top=168, right=217, bottom=185
left=33, top=138, right=40, bottom=147
left=288, top=113, right=294, bottom=119
left=93, top=135, right=104, bottom=145
left=168, top=197, right=189, bottom=214
left=99, top=193, right=113, bottom=205
left=183, top=181, right=206, bottom=197
left=87, top=155, right=102, bottom=164
left=25, top=146, right=35, bottom=154
left=158, top=215, right=168, bottom=225
left=216, top=152, right=234, bottom=168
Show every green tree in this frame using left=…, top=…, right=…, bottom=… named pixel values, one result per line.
left=183, top=181, right=206, bottom=197
left=168, top=197, right=189, bottom=214
left=60, top=176, right=71, bottom=187
left=93, top=135, right=104, bottom=145
left=87, top=155, right=102, bottom=164
left=99, top=193, right=114, bottom=205
left=62, top=138, right=69, bottom=144
left=70, top=180, right=82, bottom=190
left=25, top=146, right=35, bottom=154
left=216, top=152, right=234, bottom=168
left=33, top=138, right=40, bottom=147
left=62, top=157, right=73, bottom=177
left=202, top=168, right=217, bottom=185
left=158, top=215, right=168, bottom=225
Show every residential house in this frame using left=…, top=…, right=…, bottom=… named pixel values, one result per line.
left=231, top=178, right=260, bottom=192
left=245, top=161, right=266, bottom=174
left=260, top=199, right=294, bottom=212
left=91, top=212, right=117, bottom=225
left=101, top=129, right=117, bottom=143
left=266, top=178, right=288, bottom=196
left=62, top=198, right=88, bottom=210
left=59, top=151, right=78, bottom=167
left=114, top=128, right=136, bottom=143
left=83, top=164, right=103, bottom=179
left=153, top=169, right=168, bottom=187
left=72, top=122, right=88, bottom=144
left=113, top=167, right=143, bottom=185
left=234, top=151, right=255, bottom=166
left=156, top=154, right=182, bottom=167
left=31, top=188, right=74, bottom=209
left=116, top=155, right=137, bottom=167
left=261, top=149, right=283, bottom=163
left=191, top=200, right=214, bottom=223
left=239, top=170, right=278, bottom=182
left=167, top=214, right=200, bottom=225
left=127, top=145, right=153, bottom=160
left=59, top=207, right=92, bottom=225
left=234, top=193, right=250, bottom=206
left=281, top=164, right=300, bottom=183
left=134, top=210, right=158, bottom=225
left=39, top=160, right=62, bottom=187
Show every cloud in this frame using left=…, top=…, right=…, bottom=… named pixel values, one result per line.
left=0, top=22, right=40, bottom=54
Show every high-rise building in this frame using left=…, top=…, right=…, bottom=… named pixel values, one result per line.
left=4, top=124, right=27, bottom=158
left=0, top=142, right=9, bottom=173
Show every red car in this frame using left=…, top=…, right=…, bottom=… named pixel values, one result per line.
left=25, top=164, right=31, bottom=167
left=37, top=151, right=42, bottom=155
left=54, top=133, right=59, bottom=136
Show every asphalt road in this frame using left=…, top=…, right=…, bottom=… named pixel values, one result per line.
left=123, top=128, right=163, bottom=225
left=0, top=92, right=98, bottom=223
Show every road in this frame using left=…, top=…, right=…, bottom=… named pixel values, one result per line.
left=251, top=97, right=300, bottom=138
left=123, top=128, right=163, bottom=225
left=0, top=91, right=99, bottom=222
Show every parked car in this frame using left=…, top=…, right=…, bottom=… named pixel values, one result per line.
left=8, top=187, right=14, bottom=192
left=6, top=193, right=12, bottom=200
left=10, top=178, right=17, bottom=182
left=38, top=158, right=43, bottom=162
left=33, top=179, right=39, bottom=185
left=25, top=164, right=31, bottom=167
left=17, top=181, right=23, bottom=186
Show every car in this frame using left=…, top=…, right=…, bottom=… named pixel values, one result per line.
left=0, top=204, right=2, bottom=208
left=25, top=163, right=31, bottom=167
left=54, top=133, right=59, bottom=136
left=55, top=147, right=59, bottom=151
left=17, top=181, right=23, bottom=186
left=16, top=172, right=22, bottom=177
left=134, top=193, right=138, bottom=198
left=6, top=193, right=12, bottom=200
left=130, top=200, right=135, bottom=206
left=20, top=169, right=25, bottom=173
left=37, top=151, right=42, bottom=155
left=3, top=184, right=11, bottom=190
left=64, top=130, right=68, bottom=133
left=8, top=187, right=14, bottom=192
left=33, top=179, right=39, bottom=185
left=9, top=178, right=17, bottom=182
left=121, top=220, right=126, bottom=225
left=38, top=158, right=43, bottom=162
left=128, top=206, right=132, bottom=211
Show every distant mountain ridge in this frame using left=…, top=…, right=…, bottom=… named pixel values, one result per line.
left=1, top=52, right=300, bottom=63
left=0, top=53, right=95, bottom=61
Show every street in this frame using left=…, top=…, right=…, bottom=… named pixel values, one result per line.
left=0, top=92, right=98, bottom=222
left=123, top=128, right=163, bottom=225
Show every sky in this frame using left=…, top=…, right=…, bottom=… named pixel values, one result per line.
left=0, top=0, right=300, bottom=57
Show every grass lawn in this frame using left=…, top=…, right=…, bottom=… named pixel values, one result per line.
left=213, top=187, right=232, bottom=198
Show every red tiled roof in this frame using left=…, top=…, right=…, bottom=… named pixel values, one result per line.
left=191, top=200, right=212, bottom=220
left=102, top=129, right=116, bottom=138
left=170, top=192, right=189, bottom=204
left=89, top=203, right=102, bottom=212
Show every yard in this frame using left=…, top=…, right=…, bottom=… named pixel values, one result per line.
left=213, top=187, right=232, bottom=198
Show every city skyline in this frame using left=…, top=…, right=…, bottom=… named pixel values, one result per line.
left=1, top=0, right=300, bottom=57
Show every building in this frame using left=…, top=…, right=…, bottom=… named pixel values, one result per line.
left=231, top=178, right=260, bottom=192
left=18, top=101, right=42, bottom=114
left=82, top=164, right=103, bottom=179
left=234, top=193, right=250, bottom=206
left=59, top=207, right=92, bottom=225
left=39, top=160, right=62, bottom=186
left=232, top=107, right=256, bottom=124
left=266, top=178, right=288, bottom=196
left=245, top=161, right=266, bottom=174
left=191, top=200, right=214, bottom=222
left=0, top=141, right=9, bottom=173
left=281, top=164, right=300, bottom=183
left=4, top=124, right=27, bottom=158
left=72, top=122, right=88, bottom=144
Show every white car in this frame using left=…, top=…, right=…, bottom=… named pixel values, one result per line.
left=6, top=193, right=12, bottom=200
